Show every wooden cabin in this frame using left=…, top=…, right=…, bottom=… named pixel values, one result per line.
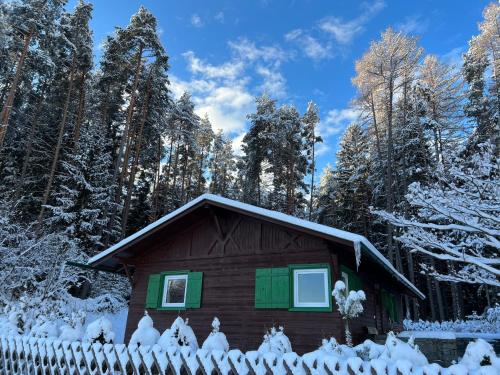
left=87, top=194, right=424, bottom=354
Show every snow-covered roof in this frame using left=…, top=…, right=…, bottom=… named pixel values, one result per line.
left=88, top=194, right=425, bottom=299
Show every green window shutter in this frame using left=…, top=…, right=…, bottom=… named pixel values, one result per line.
left=255, top=268, right=272, bottom=308
left=186, top=272, right=203, bottom=308
left=391, top=294, right=399, bottom=322
left=340, top=265, right=363, bottom=292
left=145, top=273, right=162, bottom=308
left=381, top=289, right=398, bottom=322
left=352, top=273, right=363, bottom=291
left=271, top=268, right=290, bottom=308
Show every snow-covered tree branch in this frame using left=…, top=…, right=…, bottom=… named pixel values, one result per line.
left=374, top=143, right=500, bottom=287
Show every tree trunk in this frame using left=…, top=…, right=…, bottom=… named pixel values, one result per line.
left=431, top=257, right=445, bottom=321
left=308, top=128, right=316, bottom=220
left=14, top=85, right=46, bottom=201
left=150, top=136, right=162, bottom=221
left=106, top=45, right=143, bottom=238
left=73, top=72, right=87, bottom=148
left=386, top=78, right=396, bottom=265
left=0, top=28, right=33, bottom=150
left=121, top=83, right=151, bottom=234
left=37, top=56, right=77, bottom=225
left=112, top=44, right=143, bottom=203
left=426, top=274, right=437, bottom=321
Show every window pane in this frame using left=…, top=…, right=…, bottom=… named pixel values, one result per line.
left=165, top=278, right=186, bottom=304
left=297, top=272, right=326, bottom=303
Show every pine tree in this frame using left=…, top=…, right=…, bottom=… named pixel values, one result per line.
left=47, top=119, right=119, bottom=253
left=418, top=55, right=464, bottom=165
left=37, top=0, right=94, bottom=224
left=330, top=123, right=371, bottom=236
left=209, top=130, right=236, bottom=197
left=302, top=101, right=322, bottom=220
left=269, top=104, right=308, bottom=215
left=242, top=94, right=277, bottom=206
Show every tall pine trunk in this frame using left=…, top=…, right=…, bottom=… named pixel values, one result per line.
left=106, top=45, right=143, bottom=239
left=0, top=28, right=33, bottom=149
left=14, top=85, right=46, bottom=201
left=308, top=128, right=316, bottom=220
left=121, top=82, right=151, bottom=233
left=37, top=56, right=77, bottom=225
left=73, top=72, right=87, bottom=148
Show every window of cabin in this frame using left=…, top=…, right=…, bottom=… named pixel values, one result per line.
left=255, top=264, right=332, bottom=312
left=162, top=274, right=188, bottom=307
left=293, top=268, right=330, bottom=308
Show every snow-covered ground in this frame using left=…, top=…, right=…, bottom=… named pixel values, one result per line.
left=399, top=331, right=500, bottom=341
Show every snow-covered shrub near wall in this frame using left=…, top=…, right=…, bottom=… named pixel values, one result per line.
left=257, top=326, right=292, bottom=356
left=0, top=308, right=24, bottom=336
left=460, top=338, right=500, bottom=370
left=403, top=304, right=500, bottom=333
left=30, top=315, right=58, bottom=338
left=157, top=317, right=199, bottom=351
left=59, top=310, right=85, bottom=342
left=202, top=317, right=229, bottom=352
left=379, top=332, right=428, bottom=367
left=129, top=311, right=160, bottom=346
left=84, top=316, right=115, bottom=344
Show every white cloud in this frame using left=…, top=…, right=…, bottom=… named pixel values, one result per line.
left=228, top=38, right=290, bottom=66
left=319, top=0, right=386, bottom=44
left=396, top=15, right=429, bottom=35
left=442, top=47, right=465, bottom=69
left=318, top=108, right=359, bottom=136
left=315, top=142, right=331, bottom=157
left=255, top=65, right=286, bottom=98
left=285, top=29, right=331, bottom=60
left=191, top=14, right=204, bottom=28
left=215, top=11, right=225, bottom=23
left=170, top=38, right=292, bottom=140
left=183, top=51, right=244, bottom=80
left=231, top=132, right=246, bottom=156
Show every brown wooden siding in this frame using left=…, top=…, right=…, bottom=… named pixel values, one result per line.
left=123, top=208, right=399, bottom=354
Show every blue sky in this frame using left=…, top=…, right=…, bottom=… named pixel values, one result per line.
left=68, top=0, right=490, bottom=174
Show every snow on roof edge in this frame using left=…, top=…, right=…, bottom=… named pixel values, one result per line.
left=88, top=193, right=425, bottom=299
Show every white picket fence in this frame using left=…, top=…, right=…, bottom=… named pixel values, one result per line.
left=0, top=334, right=483, bottom=375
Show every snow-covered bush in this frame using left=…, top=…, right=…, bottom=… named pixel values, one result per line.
left=317, top=337, right=356, bottom=359
left=129, top=311, right=160, bottom=347
left=460, top=339, right=500, bottom=370
left=158, top=317, right=198, bottom=351
left=257, top=326, right=292, bottom=356
left=403, top=304, right=500, bottom=334
left=59, top=311, right=85, bottom=342
left=0, top=307, right=24, bottom=336
left=353, top=339, right=385, bottom=360
left=84, top=317, right=115, bottom=344
left=332, top=280, right=366, bottom=346
left=379, top=332, right=428, bottom=367
left=202, top=317, right=229, bottom=352
left=30, top=315, right=58, bottom=338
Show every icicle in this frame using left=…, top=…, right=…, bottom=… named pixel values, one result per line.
left=354, top=241, right=362, bottom=269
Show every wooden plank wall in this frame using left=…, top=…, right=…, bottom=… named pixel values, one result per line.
left=123, top=208, right=396, bottom=354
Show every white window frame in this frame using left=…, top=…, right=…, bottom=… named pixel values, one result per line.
left=341, top=271, right=349, bottom=291
left=161, top=274, right=188, bottom=308
left=293, top=268, right=330, bottom=308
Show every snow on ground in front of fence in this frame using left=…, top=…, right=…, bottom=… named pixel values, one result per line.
left=84, top=308, right=128, bottom=343
left=399, top=330, right=500, bottom=341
